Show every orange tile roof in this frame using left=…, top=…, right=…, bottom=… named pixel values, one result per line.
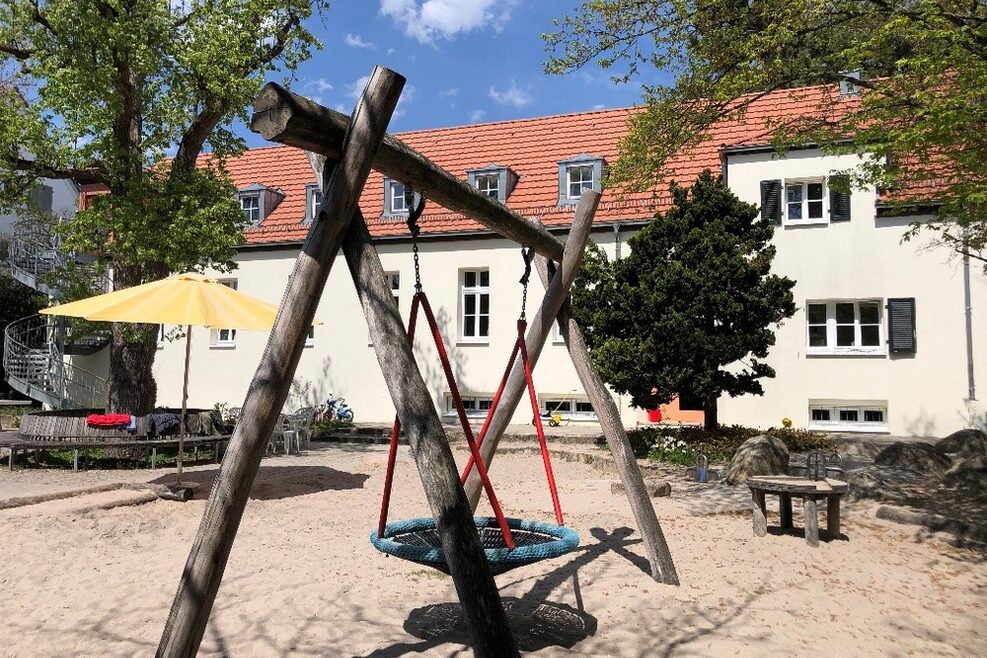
left=204, top=83, right=935, bottom=245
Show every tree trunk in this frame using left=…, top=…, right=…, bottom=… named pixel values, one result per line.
left=106, top=262, right=164, bottom=414
left=703, top=395, right=719, bottom=431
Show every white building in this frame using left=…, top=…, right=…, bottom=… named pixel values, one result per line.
left=69, top=84, right=983, bottom=437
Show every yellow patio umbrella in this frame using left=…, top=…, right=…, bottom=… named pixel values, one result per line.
left=40, top=272, right=298, bottom=483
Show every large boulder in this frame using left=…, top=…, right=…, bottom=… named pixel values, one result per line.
left=725, top=434, right=789, bottom=485
left=874, top=442, right=951, bottom=475
left=936, top=429, right=987, bottom=457
left=944, top=455, right=987, bottom=489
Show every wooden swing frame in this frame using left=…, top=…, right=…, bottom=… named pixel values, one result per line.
left=156, top=67, right=677, bottom=658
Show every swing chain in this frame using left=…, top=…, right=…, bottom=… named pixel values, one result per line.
left=519, top=246, right=533, bottom=321
left=406, top=194, right=427, bottom=293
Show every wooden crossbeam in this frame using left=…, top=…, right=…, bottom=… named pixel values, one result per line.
left=251, top=83, right=565, bottom=262
left=157, top=67, right=406, bottom=658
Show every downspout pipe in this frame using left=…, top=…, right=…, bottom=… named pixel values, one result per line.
left=963, top=228, right=976, bottom=400
left=613, top=222, right=622, bottom=261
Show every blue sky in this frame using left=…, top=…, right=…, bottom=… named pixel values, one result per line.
left=241, top=1, right=670, bottom=147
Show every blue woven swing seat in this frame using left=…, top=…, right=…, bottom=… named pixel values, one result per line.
left=371, top=516, right=579, bottom=575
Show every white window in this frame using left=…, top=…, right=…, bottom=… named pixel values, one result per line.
left=447, top=394, right=494, bottom=419
left=157, top=325, right=166, bottom=349
left=541, top=396, right=597, bottom=421
left=310, top=188, right=322, bottom=219
left=240, top=194, right=261, bottom=225
left=566, top=164, right=594, bottom=200
left=368, top=272, right=400, bottom=345
left=475, top=173, right=499, bottom=199
left=461, top=269, right=489, bottom=341
left=785, top=179, right=826, bottom=224
left=809, top=403, right=888, bottom=432
left=389, top=181, right=415, bottom=214
left=305, top=325, right=315, bottom=347
left=211, top=280, right=238, bottom=347
left=806, top=300, right=883, bottom=354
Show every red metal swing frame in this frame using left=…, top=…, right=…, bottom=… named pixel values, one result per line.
left=376, top=291, right=567, bottom=548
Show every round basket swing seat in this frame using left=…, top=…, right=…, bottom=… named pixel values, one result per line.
left=371, top=516, right=579, bottom=576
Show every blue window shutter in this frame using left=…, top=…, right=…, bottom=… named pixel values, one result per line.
left=383, top=177, right=393, bottom=215
left=592, top=159, right=604, bottom=192
left=760, top=179, right=782, bottom=224
left=829, top=175, right=851, bottom=222
left=887, top=298, right=916, bottom=354
left=557, top=163, right=567, bottom=204
left=497, top=169, right=508, bottom=202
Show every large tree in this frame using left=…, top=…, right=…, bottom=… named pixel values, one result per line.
left=0, top=0, right=323, bottom=413
left=572, top=170, right=796, bottom=430
left=545, top=0, right=987, bottom=266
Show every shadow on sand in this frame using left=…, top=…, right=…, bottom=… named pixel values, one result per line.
left=149, top=464, right=369, bottom=500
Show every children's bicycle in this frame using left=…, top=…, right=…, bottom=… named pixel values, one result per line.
left=319, top=393, right=354, bottom=423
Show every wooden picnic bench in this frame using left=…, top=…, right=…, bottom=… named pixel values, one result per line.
left=747, top=475, right=848, bottom=546
left=0, top=435, right=231, bottom=471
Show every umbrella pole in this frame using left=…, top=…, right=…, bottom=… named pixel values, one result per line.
left=178, top=324, right=192, bottom=485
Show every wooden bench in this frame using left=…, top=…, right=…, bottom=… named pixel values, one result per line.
left=1, top=435, right=230, bottom=471
left=747, top=475, right=848, bottom=546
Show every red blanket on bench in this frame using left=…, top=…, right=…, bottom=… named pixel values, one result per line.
left=86, top=413, right=131, bottom=428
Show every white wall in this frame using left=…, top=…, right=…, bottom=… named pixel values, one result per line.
left=150, top=228, right=636, bottom=426
left=721, top=149, right=987, bottom=436
left=0, top=178, right=78, bottom=235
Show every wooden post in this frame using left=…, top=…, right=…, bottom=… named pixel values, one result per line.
left=804, top=495, right=819, bottom=547
left=533, top=264, right=680, bottom=585
left=342, top=210, right=519, bottom=656
left=752, top=489, right=768, bottom=537
left=251, top=83, right=565, bottom=262
left=462, top=191, right=598, bottom=510
left=827, top=494, right=841, bottom=538
left=156, top=67, right=405, bottom=658
left=780, top=492, right=793, bottom=529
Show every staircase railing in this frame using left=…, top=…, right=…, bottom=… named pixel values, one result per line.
left=3, top=315, right=108, bottom=410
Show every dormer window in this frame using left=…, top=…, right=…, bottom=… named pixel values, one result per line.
left=305, top=183, right=323, bottom=222
left=383, top=177, right=416, bottom=216
left=240, top=193, right=261, bottom=225
left=237, top=183, right=283, bottom=227
left=558, top=154, right=604, bottom=204
left=466, top=165, right=518, bottom=204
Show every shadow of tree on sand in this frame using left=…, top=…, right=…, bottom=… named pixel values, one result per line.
left=149, top=465, right=369, bottom=500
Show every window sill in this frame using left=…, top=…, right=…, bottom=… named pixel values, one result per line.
left=806, top=348, right=886, bottom=357
left=784, top=219, right=828, bottom=228
left=210, top=343, right=237, bottom=350
left=457, top=338, right=490, bottom=346
left=808, top=422, right=889, bottom=433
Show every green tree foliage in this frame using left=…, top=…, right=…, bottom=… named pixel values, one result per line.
left=545, top=1, right=987, bottom=266
left=571, top=171, right=795, bottom=430
left=0, top=0, right=324, bottom=412
left=0, top=274, right=46, bottom=399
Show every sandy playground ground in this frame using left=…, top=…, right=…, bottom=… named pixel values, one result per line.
left=0, top=442, right=984, bottom=657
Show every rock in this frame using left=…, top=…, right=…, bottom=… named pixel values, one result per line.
left=611, top=479, right=671, bottom=497
left=830, top=436, right=885, bottom=460
left=936, top=429, right=987, bottom=456
left=845, top=465, right=924, bottom=501
left=943, top=455, right=987, bottom=489
left=724, top=434, right=789, bottom=485
left=874, top=442, right=951, bottom=475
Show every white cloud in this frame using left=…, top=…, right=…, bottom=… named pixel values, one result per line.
left=469, top=109, right=486, bottom=123
left=488, top=80, right=532, bottom=108
left=439, top=88, right=458, bottom=98
left=344, top=33, right=375, bottom=49
left=387, top=48, right=396, bottom=55
left=346, top=75, right=372, bottom=101
left=305, top=78, right=334, bottom=93
left=593, top=104, right=606, bottom=110
left=380, top=0, right=518, bottom=45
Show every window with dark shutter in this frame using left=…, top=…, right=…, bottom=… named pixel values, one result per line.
left=760, top=179, right=782, bottom=223
left=829, top=174, right=851, bottom=222
left=30, top=184, right=53, bottom=211
left=887, top=297, right=916, bottom=354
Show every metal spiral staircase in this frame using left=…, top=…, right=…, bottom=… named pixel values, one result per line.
left=3, top=219, right=110, bottom=409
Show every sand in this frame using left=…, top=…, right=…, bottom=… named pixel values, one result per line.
left=0, top=443, right=984, bottom=657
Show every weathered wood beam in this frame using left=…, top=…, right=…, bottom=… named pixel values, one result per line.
left=533, top=263, right=680, bottom=586
left=343, top=208, right=519, bottom=656
left=463, top=191, right=598, bottom=508
left=156, top=67, right=405, bottom=658
left=251, top=82, right=565, bottom=262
